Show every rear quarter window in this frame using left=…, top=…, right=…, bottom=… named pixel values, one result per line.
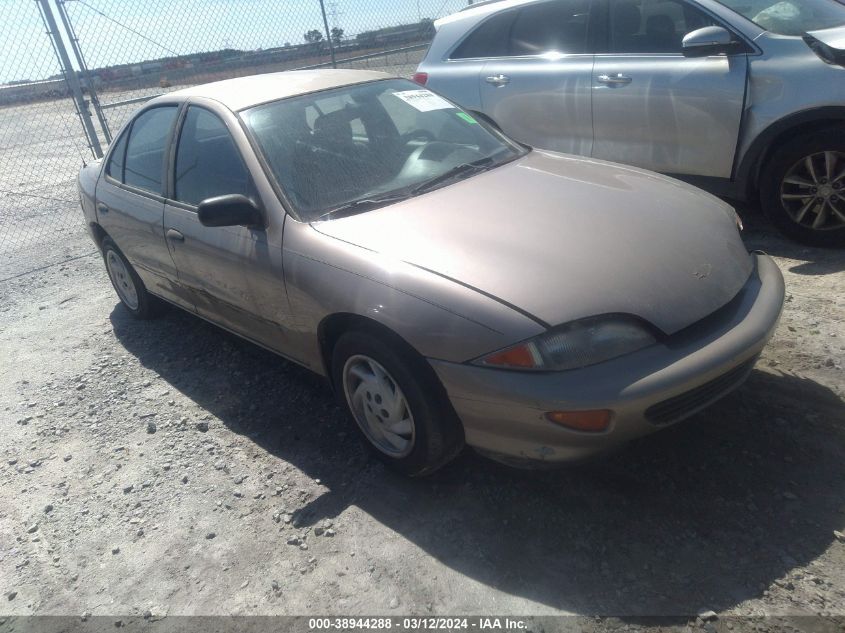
left=451, top=10, right=516, bottom=58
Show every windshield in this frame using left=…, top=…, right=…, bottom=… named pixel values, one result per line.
left=241, top=79, right=523, bottom=221
left=717, top=0, right=845, bottom=35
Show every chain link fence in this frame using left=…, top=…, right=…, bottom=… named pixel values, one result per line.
left=1, top=0, right=468, bottom=281
left=0, top=0, right=101, bottom=281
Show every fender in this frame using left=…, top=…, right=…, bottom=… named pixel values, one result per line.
left=736, top=106, right=845, bottom=198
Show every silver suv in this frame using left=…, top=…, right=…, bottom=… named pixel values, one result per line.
left=414, top=0, right=845, bottom=245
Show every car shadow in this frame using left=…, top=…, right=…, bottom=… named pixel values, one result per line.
left=734, top=201, right=845, bottom=276
left=110, top=304, right=845, bottom=616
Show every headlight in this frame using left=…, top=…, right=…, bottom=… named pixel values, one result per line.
left=474, top=316, right=657, bottom=371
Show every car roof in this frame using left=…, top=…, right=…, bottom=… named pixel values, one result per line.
left=436, top=0, right=537, bottom=27
left=150, top=69, right=394, bottom=111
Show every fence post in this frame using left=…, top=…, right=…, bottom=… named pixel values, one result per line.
left=36, top=0, right=103, bottom=158
left=54, top=0, right=112, bottom=143
left=318, top=0, right=337, bottom=68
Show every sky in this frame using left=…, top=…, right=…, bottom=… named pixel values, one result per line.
left=1, top=0, right=468, bottom=83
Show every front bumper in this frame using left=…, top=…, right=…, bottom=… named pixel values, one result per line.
left=428, top=253, right=785, bottom=464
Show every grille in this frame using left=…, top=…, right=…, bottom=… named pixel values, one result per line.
left=644, top=357, right=758, bottom=426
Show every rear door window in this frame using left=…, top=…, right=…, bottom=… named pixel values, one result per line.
left=509, top=0, right=591, bottom=56
left=105, top=129, right=128, bottom=181
left=124, top=106, right=178, bottom=194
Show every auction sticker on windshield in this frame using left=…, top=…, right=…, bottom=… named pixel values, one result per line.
left=393, top=89, right=454, bottom=112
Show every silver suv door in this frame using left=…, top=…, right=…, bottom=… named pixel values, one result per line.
left=591, top=0, right=748, bottom=178
left=477, top=0, right=596, bottom=155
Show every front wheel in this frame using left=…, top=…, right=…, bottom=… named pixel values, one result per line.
left=760, top=129, right=845, bottom=247
left=101, top=237, right=164, bottom=319
left=331, top=330, right=464, bottom=477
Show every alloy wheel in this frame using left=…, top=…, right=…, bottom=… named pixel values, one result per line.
left=780, top=150, right=845, bottom=231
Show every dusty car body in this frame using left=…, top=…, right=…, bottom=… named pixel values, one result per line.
left=77, top=70, right=785, bottom=475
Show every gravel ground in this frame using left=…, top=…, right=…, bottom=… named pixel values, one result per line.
left=0, top=204, right=843, bottom=630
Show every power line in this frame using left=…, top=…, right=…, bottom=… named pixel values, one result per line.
left=69, top=0, right=180, bottom=57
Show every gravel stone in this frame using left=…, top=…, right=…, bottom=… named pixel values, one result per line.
left=697, top=610, right=717, bottom=621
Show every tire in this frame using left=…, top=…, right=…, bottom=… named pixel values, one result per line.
left=101, top=237, right=164, bottom=319
left=331, top=329, right=464, bottom=477
left=760, top=128, right=845, bottom=247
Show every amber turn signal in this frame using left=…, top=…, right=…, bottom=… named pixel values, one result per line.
left=544, top=409, right=612, bottom=433
left=480, top=344, right=538, bottom=368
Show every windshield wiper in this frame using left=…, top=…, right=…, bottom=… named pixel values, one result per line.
left=410, top=156, right=497, bottom=196
left=313, top=156, right=501, bottom=221
left=314, top=193, right=409, bottom=222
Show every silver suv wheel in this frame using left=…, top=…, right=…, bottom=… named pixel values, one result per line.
left=780, top=151, right=845, bottom=231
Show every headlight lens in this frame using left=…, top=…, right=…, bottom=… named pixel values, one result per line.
left=475, top=316, right=657, bottom=371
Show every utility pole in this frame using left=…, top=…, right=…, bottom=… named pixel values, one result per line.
left=318, top=0, right=337, bottom=68
left=328, top=2, right=343, bottom=30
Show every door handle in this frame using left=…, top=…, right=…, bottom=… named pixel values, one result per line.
left=96, top=203, right=109, bottom=214
left=485, top=74, right=510, bottom=86
left=597, top=73, right=632, bottom=85
left=165, top=228, right=185, bottom=242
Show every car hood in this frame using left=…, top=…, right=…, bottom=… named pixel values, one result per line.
left=806, top=25, right=845, bottom=51
left=804, top=25, right=845, bottom=66
left=312, top=150, right=753, bottom=335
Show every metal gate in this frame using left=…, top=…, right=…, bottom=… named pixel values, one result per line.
left=1, top=0, right=467, bottom=281
left=0, top=0, right=102, bottom=281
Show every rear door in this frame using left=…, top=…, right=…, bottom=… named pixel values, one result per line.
left=591, top=0, right=748, bottom=177
left=478, top=0, right=597, bottom=155
left=95, top=105, right=191, bottom=308
left=162, top=103, right=293, bottom=353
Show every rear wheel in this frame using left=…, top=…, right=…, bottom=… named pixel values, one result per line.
left=761, top=129, right=845, bottom=246
left=101, top=237, right=164, bottom=319
left=331, top=330, right=464, bottom=476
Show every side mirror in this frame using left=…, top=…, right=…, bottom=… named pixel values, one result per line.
left=197, top=194, right=263, bottom=228
left=682, top=26, right=735, bottom=57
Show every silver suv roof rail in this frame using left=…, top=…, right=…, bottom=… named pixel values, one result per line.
left=459, top=0, right=512, bottom=12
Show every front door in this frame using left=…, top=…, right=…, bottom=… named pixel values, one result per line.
left=163, top=104, right=292, bottom=353
left=478, top=0, right=596, bottom=156
left=591, top=0, right=748, bottom=177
